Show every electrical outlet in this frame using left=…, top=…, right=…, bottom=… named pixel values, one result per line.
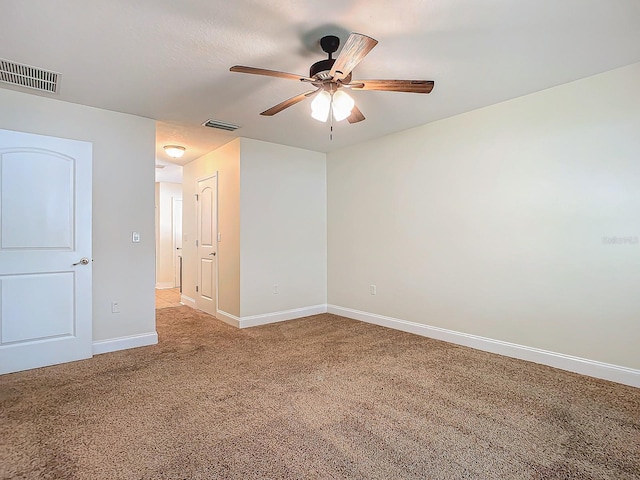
left=273, top=284, right=279, bottom=294
left=111, top=301, right=120, bottom=313
left=370, top=285, right=377, bottom=295
left=132, top=232, right=140, bottom=243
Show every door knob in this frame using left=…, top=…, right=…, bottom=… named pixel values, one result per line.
left=72, top=257, right=90, bottom=266
left=209, top=252, right=216, bottom=256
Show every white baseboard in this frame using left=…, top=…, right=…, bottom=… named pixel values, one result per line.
left=327, top=305, right=640, bottom=388
left=180, top=294, right=196, bottom=307
left=182, top=303, right=327, bottom=329
left=155, top=282, right=175, bottom=289
left=238, top=304, right=327, bottom=328
left=215, top=310, right=241, bottom=328
left=93, top=332, right=158, bottom=355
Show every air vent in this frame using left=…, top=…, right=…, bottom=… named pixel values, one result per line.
left=0, top=59, right=60, bottom=94
left=202, top=119, right=240, bottom=131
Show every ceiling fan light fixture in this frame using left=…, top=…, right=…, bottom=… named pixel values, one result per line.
left=311, top=91, right=331, bottom=122
left=332, top=90, right=355, bottom=122
left=163, top=145, right=185, bottom=159
left=230, top=32, right=432, bottom=126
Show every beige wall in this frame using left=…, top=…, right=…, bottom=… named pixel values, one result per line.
left=239, top=138, right=327, bottom=316
left=328, top=63, right=640, bottom=370
left=0, top=88, right=156, bottom=342
left=182, top=138, right=327, bottom=320
left=182, top=139, right=241, bottom=317
left=155, top=182, right=182, bottom=288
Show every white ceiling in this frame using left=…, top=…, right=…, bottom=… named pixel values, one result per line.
left=154, top=160, right=183, bottom=184
left=2, top=0, right=640, bottom=166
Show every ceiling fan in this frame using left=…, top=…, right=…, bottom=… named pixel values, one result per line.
left=230, top=33, right=434, bottom=124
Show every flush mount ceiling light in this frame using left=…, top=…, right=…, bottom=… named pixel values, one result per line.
left=163, top=145, right=185, bottom=159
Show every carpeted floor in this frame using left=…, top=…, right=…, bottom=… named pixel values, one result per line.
left=1, top=307, right=639, bottom=479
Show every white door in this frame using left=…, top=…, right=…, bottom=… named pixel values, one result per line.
left=195, top=175, right=217, bottom=316
left=0, top=129, right=92, bottom=375
left=172, top=197, right=182, bottom=288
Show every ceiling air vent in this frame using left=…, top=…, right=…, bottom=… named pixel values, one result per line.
left=202, top=119, right=240, bottom=131
left=0, top=59, right=60, bottom=94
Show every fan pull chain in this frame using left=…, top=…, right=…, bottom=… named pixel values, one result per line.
left=329, top=88, right=334, bottom=141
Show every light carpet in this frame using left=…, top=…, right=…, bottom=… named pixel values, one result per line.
left=1, top=306, right=639, bottom=479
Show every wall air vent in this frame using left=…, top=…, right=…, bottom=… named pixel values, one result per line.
left=202, top=119, right=240, bottom=131
left=0, top=59, right=60, bottom=94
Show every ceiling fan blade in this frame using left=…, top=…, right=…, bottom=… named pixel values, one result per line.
left=330, top=33, right=378, bottom=81
left=230, top=65, right=313, bottom=82
left=260, top=90, right=318, bottom=116
left=350, top=79, right=434, bottom=93
left=347, top=105, right=365, bottom=124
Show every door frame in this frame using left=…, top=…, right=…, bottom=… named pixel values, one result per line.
left=195, top=173, right=218, bottom=316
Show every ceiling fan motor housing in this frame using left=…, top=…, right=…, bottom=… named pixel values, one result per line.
left=310, top=58, right=335, bottom=79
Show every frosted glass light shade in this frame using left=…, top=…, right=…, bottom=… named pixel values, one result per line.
left=311, top=91, right=331, bottom=122
left=332, top=90, right=355, bottom=121
left=163, top=145, right=186, bottom=158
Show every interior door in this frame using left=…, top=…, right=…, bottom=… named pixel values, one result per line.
left=0, top=128, right=92, bottom=375
left=173, top=197, right=182, bottom=288
left=195, top=175, right=217, bottom=316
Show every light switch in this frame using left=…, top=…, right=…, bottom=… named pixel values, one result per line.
left=132, top=232, right=140, bottom=243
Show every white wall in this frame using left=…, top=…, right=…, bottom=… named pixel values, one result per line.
left=183, top=139, right=241, bottom=317
left=328, top=63, right=640, bottom=371
left=155, top=182, right=182, bottom=288
left=239, top=138, right=327, bottom=317
left=0, top=88, right=156, bottom=343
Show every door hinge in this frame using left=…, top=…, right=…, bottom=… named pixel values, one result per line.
left=196, top=286, right=199, bottom=292
left=195, top=193, right=199, bottom=201
left=196, top=240, right=199, bottom=246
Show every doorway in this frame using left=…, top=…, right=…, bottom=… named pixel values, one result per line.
left=155, top=182, right=182, bottom=289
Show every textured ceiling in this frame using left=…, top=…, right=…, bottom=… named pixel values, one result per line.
left=1, top=0, right=640, bottom=165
